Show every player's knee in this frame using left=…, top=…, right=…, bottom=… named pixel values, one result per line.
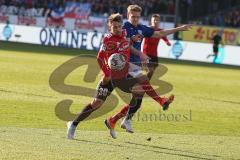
left=147, top=69, right=154, bottom=79
left=137, top=75, right=149, bottom=83
left=133, top=94, right=143, bottom=101
left=131, top=84, right=145, bottom=95
left=148, top=66, right=155, bottom=73
left=90, top=98, right=104, bottom=109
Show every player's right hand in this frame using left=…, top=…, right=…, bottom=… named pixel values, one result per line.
left=167, top=42, right=171, bottom=46
left=178, top=24, right=193, bottom=31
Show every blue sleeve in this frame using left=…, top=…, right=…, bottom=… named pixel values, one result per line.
left=142, top=25, right=154, bottom=37
left=123, top=23, right=131, bottom=38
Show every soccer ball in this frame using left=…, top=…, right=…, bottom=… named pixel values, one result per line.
left=108, top=53, right=126, bottom=71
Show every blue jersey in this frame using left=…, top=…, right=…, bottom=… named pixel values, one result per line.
left=123, top=21, right=154, bottom=65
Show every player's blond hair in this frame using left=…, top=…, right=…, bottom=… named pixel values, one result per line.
left=108, top=13, right=123, bottom=24
left=127, top=5, right=142, bottom=13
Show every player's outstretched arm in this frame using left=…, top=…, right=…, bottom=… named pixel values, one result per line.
left=152, top=24, right=192, bottom=38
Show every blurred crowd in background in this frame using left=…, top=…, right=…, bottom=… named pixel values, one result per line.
left=0, top=0, right=240, bottom=28
left=0, top=0, right=175, bottom=17
left=192, top=8, right=240, bottom=28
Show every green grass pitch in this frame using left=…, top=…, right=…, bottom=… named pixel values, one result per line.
left=0, top=41, right=240, bottom=160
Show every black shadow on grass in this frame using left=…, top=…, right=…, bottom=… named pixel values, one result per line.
left=126, top=141, right=221, bottom=158
left=73, top=138, right=218, bottom=160
left=191, top=95, right=240, bottom=105
left=0, top=88, right=56, bottom=99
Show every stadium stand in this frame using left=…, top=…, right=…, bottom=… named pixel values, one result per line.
left=0, top=0, right=175, bottom=17
left=0, top=0, right=239, bottom=28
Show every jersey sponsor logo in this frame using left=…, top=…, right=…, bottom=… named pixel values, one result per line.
left=118, top=41, right=130, bottom=51
left=131, top=34, right=143, bottom=43
left=104, top=41, right=117, bottom=52
left=103, top=40, right=129, bottom=53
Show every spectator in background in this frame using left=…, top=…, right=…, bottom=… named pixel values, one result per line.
left=202, top=7, right=240, bottom=28
left=18, top=5, right=26, bottom=16
left=47, top=0, right=55, bottom=10
left=156, top=1, right=167, bottom=14
left=34, top=4, right=44, bottom=17
left=91, top=0, right=103, bottom=15
left=167, top=0, right=175, bottom=14
left=42, top=1, right=51, bottom=17
left=102, top=0, right=109, bottom=15
left=25, top=0, right=33, bottom=8
left=7, top=1, right=19, bottom=15
left=0, top=0, right=239, bottom=28
left=114, top=0, right=123, bottom=14
left=0, top=1, right=7, bottom=15
left=217, top=12, right=225, bottom=26
left=224, top=14, right=232, bottom=27
left=232, top=10, right=240, bottom=27
left=50, top=1, right=65, bottom=19
left=0, top=0, right=173, bottom=18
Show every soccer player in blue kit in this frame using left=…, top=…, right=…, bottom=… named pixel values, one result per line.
left=105, top=4, right=192, bottom=137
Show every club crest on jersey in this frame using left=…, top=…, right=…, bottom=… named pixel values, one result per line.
left=104, top=41, right=117, bottom=52
left=138, top=30, right=143, bottom=35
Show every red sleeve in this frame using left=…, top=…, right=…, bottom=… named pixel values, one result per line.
left=97, top=47, right=110, bottom=77
left=158, top=28, right=171, bottom=45
left=162, top=36, right=171, bottom=45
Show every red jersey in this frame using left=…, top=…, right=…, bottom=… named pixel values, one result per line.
left=97, top=30, right=130, bottom=79
left=143, top=28, right=170, bottom=57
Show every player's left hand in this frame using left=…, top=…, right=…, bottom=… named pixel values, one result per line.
left=139, top=52, right=149, bottom=64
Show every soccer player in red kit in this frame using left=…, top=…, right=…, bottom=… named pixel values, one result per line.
left=105, top=14, right=174, bottom=138
left=143, top=14, right=171, bottom=78
left=67, top=13, right=174, bottom=140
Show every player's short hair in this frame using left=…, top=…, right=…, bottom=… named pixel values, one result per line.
left=152, top=14, right=160, bottom=19
left=127, top=5, right=142, bottom=13
left=108, top=13, right=123, bottom=24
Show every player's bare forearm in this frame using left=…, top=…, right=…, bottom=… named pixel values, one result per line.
left=130, top=46, right=149, bottom=62
left=130, top=46, right=141, bottom=56
left=152, top=24, right=192, bottom=38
